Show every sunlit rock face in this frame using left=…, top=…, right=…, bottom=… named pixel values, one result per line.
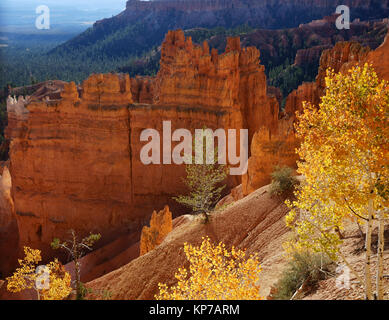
left=0, top=165, right=18, bottom=277
left=284, top=41, right=371, bottom=119
left=6, top=27, right=388, bottom=270
left=3, top=30, right=281, bottom=266
left=140, top=205, right=172, bottom=256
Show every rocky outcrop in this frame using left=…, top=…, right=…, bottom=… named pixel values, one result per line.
left=284, top=33, right=389, bottom=120
left=284, top=82, right=321, bottom=116
left=294, top=45, right=332, bottom=67
left=284, top=41, right=372, bottom=119
left=366, top=30, right=389, bottom=81
left=6, top=74, right=137, bottom=262
left=316, top=41, right=371, bottom=91
left=140, top=206, right=172, bottom=256
left=130, top=77, right=154, bottom=104
left=242, top=119, right=299, bottom=195
left=155, top=32, right=240, bottom=110
left=154, top=31, right=279, bottom=140
left=3, top=30, right=278, bottom=268
left=0, top=165, right=18, bottom=277
left=244, top=31, right=389, bottom=196
left=4, top=80, right=67, bottom=101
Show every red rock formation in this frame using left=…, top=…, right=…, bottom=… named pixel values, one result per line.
left=6, top=74, right=136, bottom=262
left=7, top=80, right=68, bottom=101
left=3, top=30, right=279, bottom=267
left=285, top=41, right=371, bottom=119
left=0, top=165, right=18, bottom=277
left=242, top=118, right=299, bottom=195
left=366, top=30, right=389, bottom=81
left=316, top=41, right=371, bottom=91
left=130, top=76, right=154, bottom=104
left=294, top=45, right=332, bottom=67
left=153, top=31, right=278, bottom=140
left=140, top=205, right=172, bottom=256
left=6, top=78, right=231, bottom=263
left=244, top=31, right=389, bottom=196
left=284, top=82, right=320, bottom=116
left=155, top=32, right=240, bottom=111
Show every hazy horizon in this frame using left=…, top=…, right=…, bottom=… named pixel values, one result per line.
left=0, top=0, right=128, bottom=34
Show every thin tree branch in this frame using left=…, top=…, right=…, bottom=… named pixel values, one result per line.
left=343, top=197, right=369, bottom=221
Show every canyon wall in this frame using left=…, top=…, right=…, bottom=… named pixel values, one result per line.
left=284, top=32, right=389, bottom=119
left=3, top=30, right=278, bottom=269
left=5, top=77, right=230, bottom=263
left=0, top=165, right=18, bottom=277
left=366, top=30, right=389, bottom=81
left=243, top=31, right=389, bottom=196
left=124, top=0, right=389, bottom=30
left=6, top=28, right=388, bottom=273
left=242, top=118, right=299, bottom=195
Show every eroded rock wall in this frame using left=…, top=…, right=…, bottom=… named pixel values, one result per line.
left=4, top=30, right=279, bottom=265
left=243, top=31, right=389, bottom=196
left=284, top=41, right=372, bottom=118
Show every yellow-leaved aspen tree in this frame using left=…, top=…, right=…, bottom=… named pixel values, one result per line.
left=286, top=64, right=388, bottom=300
left=156, top=237, right=262, bottom=300
left=7, top=247, right=72, bottom=300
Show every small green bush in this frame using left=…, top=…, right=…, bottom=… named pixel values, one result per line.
left=272, top=251, right=333, bottom=300
left=270, top=166, right=298, bottom=196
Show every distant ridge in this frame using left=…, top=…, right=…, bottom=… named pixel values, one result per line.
left=50, top=0, right=389, bottom=60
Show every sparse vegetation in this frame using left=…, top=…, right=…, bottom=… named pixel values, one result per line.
left=78, top=282, right=112, bottom=300
left=272, top=251, right=333, bottom=300
left=270, top=166, right=298, bottom=196
left=51, top=230, right=101, bottom=300
left=174, top=134, right=227, bottom=222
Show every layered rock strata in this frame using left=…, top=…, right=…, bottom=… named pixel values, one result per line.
left=2, top=30, right=279, bottom=267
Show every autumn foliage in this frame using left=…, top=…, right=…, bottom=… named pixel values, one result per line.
left=156, top=237, right=262, bottom=300
left=6, top=247, right=72, bottom=300
left=286, top=64, right=388, bottom=299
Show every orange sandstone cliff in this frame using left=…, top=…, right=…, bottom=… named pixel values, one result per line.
left=6, top=29, right=387, bottom=276
left=243, top=31, right=389, bottom=196
left=284, top=41, right=375, bottom=118
left=1, top=30, right=280, bottom=272
left=84, top=31, right=389, bottom=300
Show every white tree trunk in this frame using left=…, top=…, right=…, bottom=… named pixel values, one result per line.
left=376, top=209, right=385, bottom=300
left=364, top=199, right=374, bottom=300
